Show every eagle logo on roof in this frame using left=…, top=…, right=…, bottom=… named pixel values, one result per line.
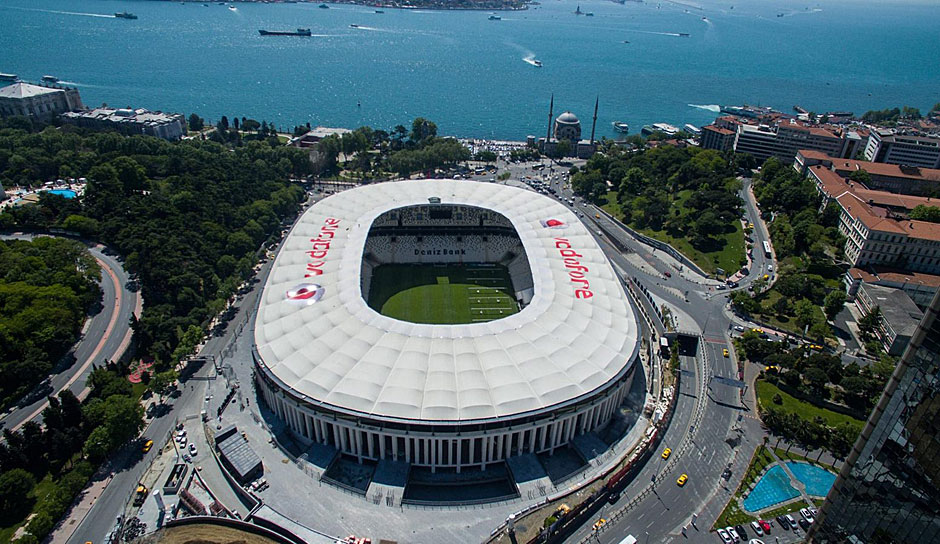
left=540, top=218, right=566, bottom=229
left=285, top=283, right=325, bottom=305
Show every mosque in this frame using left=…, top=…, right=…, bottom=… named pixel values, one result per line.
left=536, top=95, right=599, bottom=159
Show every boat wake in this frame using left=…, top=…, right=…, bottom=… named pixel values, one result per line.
left=1, top=5, right=115, bottom=18
left=522, top=54, right=541, bottom=67
left=625, top=29, right=684, bottom=37
left=688, top=104, right=720, bottom=113
left=348, top=25, right=381, bottom=31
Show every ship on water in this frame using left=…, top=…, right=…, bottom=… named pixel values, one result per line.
left=114, top=11, right=138, bottom=19
left=0, top=73, right=18, bottom=83
left=41, top=75, right=59, bottom=83
left=611, top=121, right=629, bottom=133
left=488, top=15, right=501, bottom=20
left=259, top=28, right=312, bottom=36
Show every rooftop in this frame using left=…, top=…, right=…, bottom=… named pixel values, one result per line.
left=0, top=82, right=67, bottom=99
left=253, top=180, right=639, bottom=424
left=849, top=267, right=940, bottom=289
left=61, top=107, right=183, bottom=126
left=859, top=283, right=924, bottom=338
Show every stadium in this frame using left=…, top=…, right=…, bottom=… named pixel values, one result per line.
left=251, top=179, right=641, bottom=475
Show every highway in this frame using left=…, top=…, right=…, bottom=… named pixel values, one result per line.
left=0, top=235, right=140, bottom=432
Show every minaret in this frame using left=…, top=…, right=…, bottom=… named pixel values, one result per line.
left=590, top=95, right=599, bottom=144
left=546, top=94, right=554, bottom=141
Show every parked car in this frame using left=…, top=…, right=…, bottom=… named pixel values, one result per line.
left=775, top=515, right=790, bottom=529
left=717, top=527, right=733, bottom=543
left=785, top=514, right=797, bottom=529
left=726, top=526, right=740, bottom=542
left=750, top=521, right=763, bottom=536
left=189, top=443, right=197, bottom=456
left=758, top=519, right=771, bottom=533
left=800, top=508, right=815, bottom=523
left=798, top=518, right=811, bottom=531
left=735, top=525, right=748, bottom=539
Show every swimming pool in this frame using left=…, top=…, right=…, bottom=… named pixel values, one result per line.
left=742, top=461, right=837, bottom=512
left=788, top=461, right=837, bottom=497
left=47, top=189, right=77, bottom=198
left=743, top=465, right=799, bottom=512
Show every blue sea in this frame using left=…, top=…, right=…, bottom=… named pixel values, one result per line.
left=1, top=0, right=938, bottom=139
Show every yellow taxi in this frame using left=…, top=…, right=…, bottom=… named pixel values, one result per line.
left=592, top=518, right=607, bottom=531
left=677, top=473, right=688, bottom=486
left=142, top=439, right=154, bottom=453
left=662, top=447, right=672, bottom=460
left=763, top=274, right=770, bottom=280
left=723, top=348, right=730, bottom=357
left=751, top=328, right=764, bottom=334
left=748, top=222, right=754, bottom=229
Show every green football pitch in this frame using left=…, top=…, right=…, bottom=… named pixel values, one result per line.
left=367, top=264, right=520, bottom=324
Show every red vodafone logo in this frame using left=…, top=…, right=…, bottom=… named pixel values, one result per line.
left=286, top=283, right=325, bottom=305
left=540, top=218, right=566, bottom=229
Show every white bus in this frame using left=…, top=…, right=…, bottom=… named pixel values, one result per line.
left=762, top=240, right=772, bottom=259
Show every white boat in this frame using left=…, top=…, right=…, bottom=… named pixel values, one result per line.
left=0, top=73, right=18, bottom=83
left=612, top=121, right=629, bottom=133
left=41, top=75, right=59, bottom=83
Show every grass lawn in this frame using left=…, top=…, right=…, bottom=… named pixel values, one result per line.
left=368, top=264, right=518, bottom=324
left=756, top=380, right=864, bottom=429
left=601, top=191, right=745, bottom=275
left=773, top=447, right=837, bottom=473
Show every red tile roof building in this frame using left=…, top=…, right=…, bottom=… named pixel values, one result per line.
left=807, top=165, right=940, bottom=274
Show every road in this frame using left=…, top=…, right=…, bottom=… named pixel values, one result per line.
left=493, top=165, right=783, bottom=543
left=61, top=168, right=784, bottom=544
left=0, top=234, right=140, bottom=432
left=64, top=193, right=315, bottom=544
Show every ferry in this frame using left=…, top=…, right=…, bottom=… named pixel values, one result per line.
left=585, top=12, right=594, bottom=16
left=259, top=28, right=312, bottom=36
left=0, top=73, right=18, bottom=83
left=678, top=32, right=690, bottom=37
left=533, top=59, right=543, bottom=67
left=41, top=75, right=59, bottom=83
left=114, top=11, right=138, bottom=19
left=612, top=121, right=629, bottom=133
left=488, top=14, right=501, bottom=20
left=683, top=123, right=701, bottom=135
left=641, top=123, right=680, bottom=136
left=318, top=3, right=329, bottom=8
left=720, top=104, right=779, bottom=118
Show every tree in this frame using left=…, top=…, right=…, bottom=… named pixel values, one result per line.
left=0, top=468, right=36, bottom=512
left=803, top=367, right=829, bottom=396
left=794, top=298, right=818, bottom=332
left=823, top=290, right=847, bottom=321
left=909, top=205, right=940, bottom=223
left=188, top=113, right=204, bottom=132
left=554, top=139, right=572, bottom=158
left=219, top=115, right=229, bottom=130
left=410, top=117, right=437, bottom=143
left=150, top=369, right=179, bottom=401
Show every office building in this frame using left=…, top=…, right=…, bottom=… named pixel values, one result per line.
left=808, top=291, right=940, bottom=542
left=733, top=120, right=847, bottom=162
left=853, top=283, right=924, bottom=356
left=865, top=130, right=940, bottom=169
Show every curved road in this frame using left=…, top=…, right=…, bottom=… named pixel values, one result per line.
left=0, top=234, right=140, bottom=432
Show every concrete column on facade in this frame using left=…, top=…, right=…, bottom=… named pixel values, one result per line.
left=404, top=436, right=411, bottom=463
left=468, top=437, right=476, bottom=469
left=332, top=423, right=341, bottom=450
left=540, top=425, right=549, bottom=451
left=424, top=438, right=430, bottom=466
left=367, top=432, right=374, bottom=459
left=456, top=439, right=462, bottom=473
left=313, top=417, right=323, bottom=443
left=495, top=434, right=504, bottom=462
left=481, top=435, right=490, bottom=469
left=354, top=429, right=363, bottom=463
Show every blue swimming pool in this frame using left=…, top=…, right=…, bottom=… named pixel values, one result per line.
left=743, top=465, right=799, bottom=512
left=788, top=462, right=837, bottom=497
left=48, top=189, right=77, bottom=198
left=743, top=461, right=837, bottom=512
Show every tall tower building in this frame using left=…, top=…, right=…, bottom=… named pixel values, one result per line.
left=809, top=291, right=940, bottom=543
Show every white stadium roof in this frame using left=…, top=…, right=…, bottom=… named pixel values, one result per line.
left=253, top=180, right=639, bottom=424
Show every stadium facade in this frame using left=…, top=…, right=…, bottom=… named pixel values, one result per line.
left=252, top=180, right=641, bottom=472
